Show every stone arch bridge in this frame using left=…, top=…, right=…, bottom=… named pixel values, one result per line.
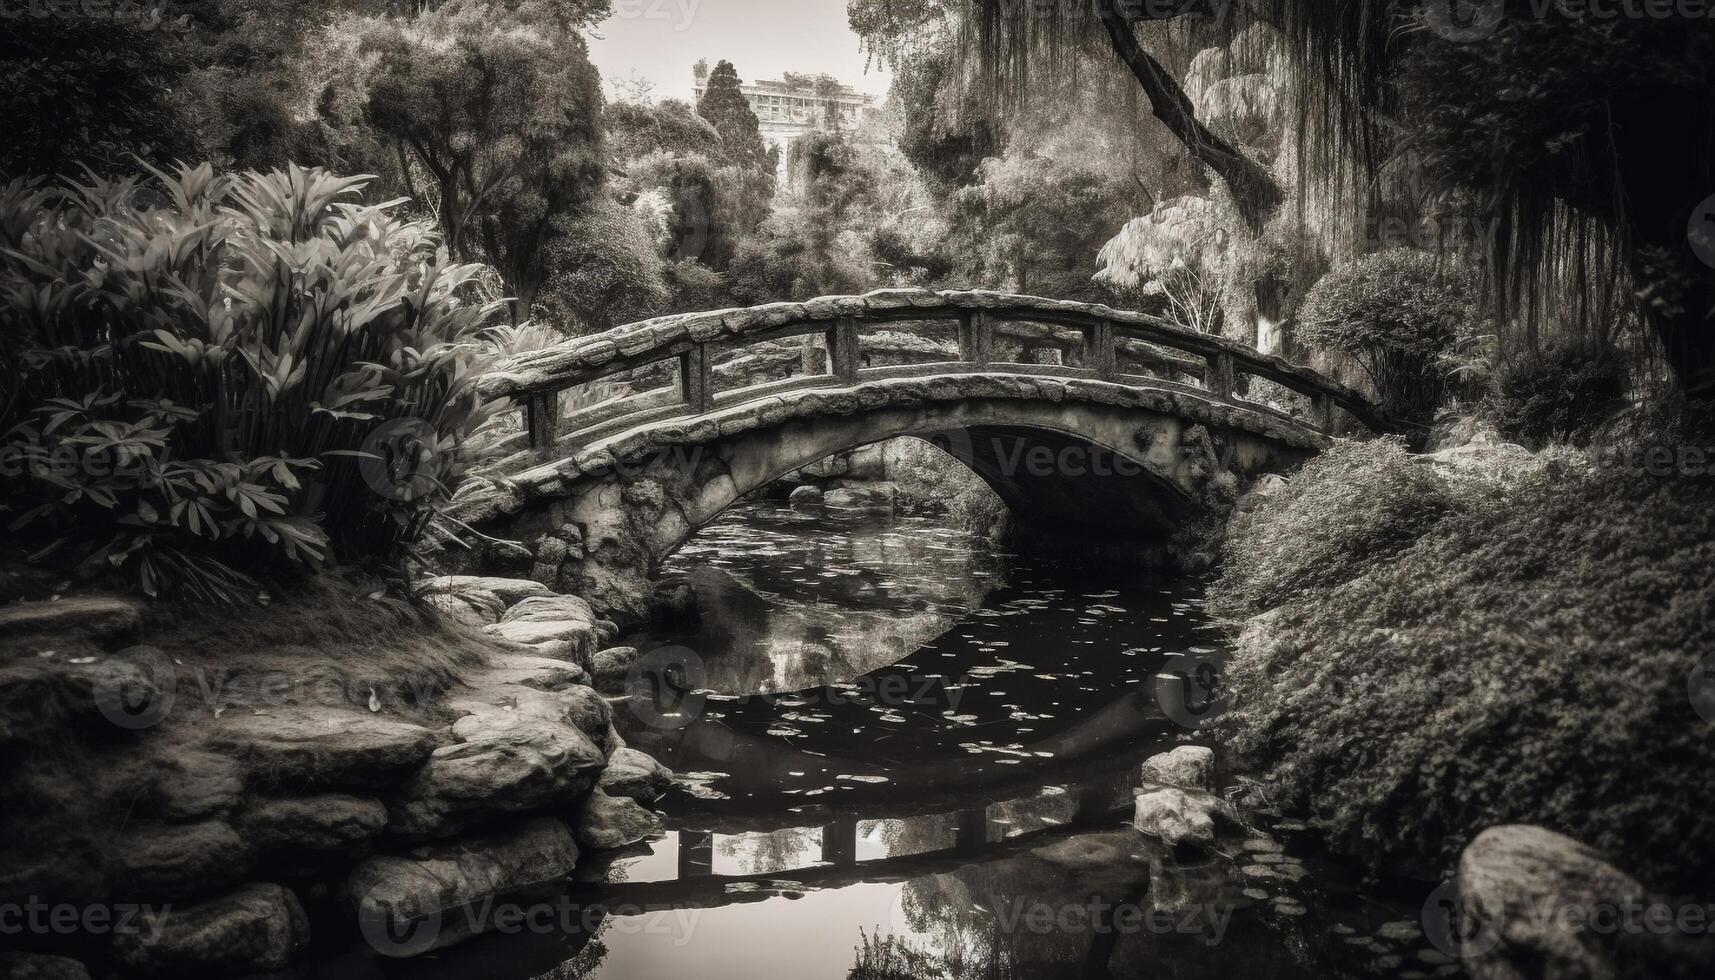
left=449, top=290, right=1392, bottom=620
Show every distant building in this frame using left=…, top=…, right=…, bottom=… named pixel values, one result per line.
left=693, top=63, right=882, bottom=177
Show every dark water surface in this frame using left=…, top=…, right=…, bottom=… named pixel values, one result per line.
left=305, top=501, right=1454, bottom=980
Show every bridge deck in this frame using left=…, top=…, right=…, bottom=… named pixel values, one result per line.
left=476, top=289, right=1395, bottom=454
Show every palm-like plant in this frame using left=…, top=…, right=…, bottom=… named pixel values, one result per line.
left=0, top=162, right=507, bottom=600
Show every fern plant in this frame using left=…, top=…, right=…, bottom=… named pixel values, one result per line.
left=0, top=162, right=506, bottom=600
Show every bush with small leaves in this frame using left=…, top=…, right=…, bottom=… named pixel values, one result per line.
left=1299, top=249, right=1484, bottom=437
left=1212, top=438, right=1463, bottom=618
left=1211, top=428, right=1715, bottom=895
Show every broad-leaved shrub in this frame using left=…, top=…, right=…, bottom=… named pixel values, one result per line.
left=0, top=163, right=503, bottom=600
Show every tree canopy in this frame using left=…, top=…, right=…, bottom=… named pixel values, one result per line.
left=854, top=0, right=1715, bottom=394
left=361, top=0, right=607, bottom=318
left=697, top=60, right=773, bottom=174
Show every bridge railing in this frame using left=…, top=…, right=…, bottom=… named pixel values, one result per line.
left=473, top=289, right=1395, bottom=452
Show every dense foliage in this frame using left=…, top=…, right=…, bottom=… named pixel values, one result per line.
left=1298, top=250, right=1483, bottom=433
left=1381, top=5, right=1715, bottom=395
left=1215, top=440, right=1461, bottom=617
left=1488, top=340, right=1627, bottom=448
left=0, top=164, right=502, bottom=600
left=360, top=1, right=607, bottom=319
left=1210, top=431, right=1715, bottom=895
left=0, top=13, right=197, bottom=177
left=727, top=131, right=886, bottom=303
left=891, top=51, right=1006, bottom=191
left=946, top=154, right=1126, bottom=301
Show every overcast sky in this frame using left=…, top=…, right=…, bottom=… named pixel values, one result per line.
left=587, top=0, right=893, bottom=103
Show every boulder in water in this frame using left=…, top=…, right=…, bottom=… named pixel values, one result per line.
left=574, top=789, right=663, bottom=850
left=1458, top=825, right=1715, bottom=979
left=599, top=747, right=673, bottom=803
left=346, top=817, right=579, bottom=957
left=1133, top=786, right=1237, bottom=849
left=1139, top=745, right=1215, bottom=792
left=112, top=882, right=309, bottom=974
left=824, top=483, right=897, bottom=515
left=590, top=647, right=641, bottom=692
left=387, top=723, right=604, bottom=840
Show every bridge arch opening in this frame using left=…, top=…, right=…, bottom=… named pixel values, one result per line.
left=629, top=403, right=1206, bottom=576
left=693, top=424, right=1195, bottom=568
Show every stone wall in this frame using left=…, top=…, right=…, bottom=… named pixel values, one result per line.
left=0, top=582, right=672, bottom=977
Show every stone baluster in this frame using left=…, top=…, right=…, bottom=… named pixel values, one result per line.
left=681, top=344, right=713, bottom=413
left=828, top=318, right=861, bottom=383
left=958, top=311, right=993, bottom=367
left=1085, top=319, right=1117, bottom=379
left=526, top=390, right=559, bottom=451
left=1315, top=392, right=1336, bottom=433
left=1205, top=351, right=1236, bottom=401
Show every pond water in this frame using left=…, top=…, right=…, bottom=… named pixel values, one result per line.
left=308, top=499, right=1457, bottom=980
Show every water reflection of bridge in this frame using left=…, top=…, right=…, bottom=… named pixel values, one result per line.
left=590, top=787, right=1125, bottom=914
left=626, top=681, right=1189, bottom=822
left=372, top=784, right=1139, bottom=980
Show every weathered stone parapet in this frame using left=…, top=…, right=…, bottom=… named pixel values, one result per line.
left=451, top=373, right=1324, bottom=527
left=472, top=289, right=1387, bottom=433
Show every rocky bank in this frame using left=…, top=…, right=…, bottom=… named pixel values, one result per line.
left=0, top=578, right=674, bottom=978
